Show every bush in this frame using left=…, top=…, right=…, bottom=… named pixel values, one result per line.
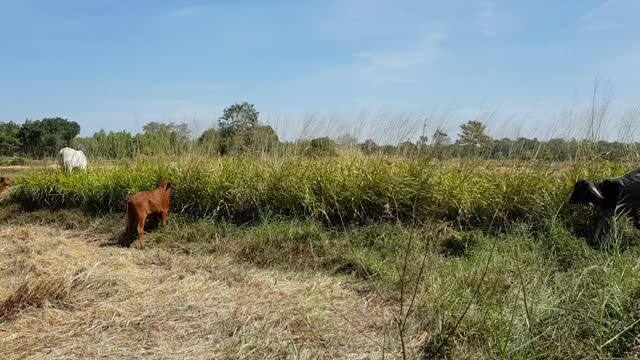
left=0, top=157, right=26, bottom=166
left=300, top=137, right=338, bottom=157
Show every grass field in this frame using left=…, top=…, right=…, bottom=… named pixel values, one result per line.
left=2, top=155, right=640, bottom=359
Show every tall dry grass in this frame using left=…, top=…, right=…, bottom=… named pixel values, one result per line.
left=10, top=155, right=635, bottom=231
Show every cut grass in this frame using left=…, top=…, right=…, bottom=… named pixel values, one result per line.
left=0, top=224, right=400, bottom=359
left=0, top=277, right=68, bottom=321
left=2, top=206, right=640, bottom=358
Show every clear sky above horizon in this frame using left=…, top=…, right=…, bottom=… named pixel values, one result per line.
left=1, top=0, right=639, bottom=141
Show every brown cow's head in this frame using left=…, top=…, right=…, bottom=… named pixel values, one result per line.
left=0, top=177, right=12, bottom=193
left=156, top=180, right=172, bottom=192
left=570, top=179, right=604, bottom=207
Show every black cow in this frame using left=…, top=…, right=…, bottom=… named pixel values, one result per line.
left=570, top=168, right=640, bottom=237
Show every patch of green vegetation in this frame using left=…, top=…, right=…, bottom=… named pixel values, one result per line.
left=6, top=155, right=640, bottom=358
left=11, top=158, right=637, bottom=232
left=3, top=202, right=640, bottom=358
left=134, top=215, right=640, bottom=358
left=0, top=157, right=26, bottom=166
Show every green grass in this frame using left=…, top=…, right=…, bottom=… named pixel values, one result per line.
left=6, top=206, right=637, bottom=358
left=7, top=155, right=640, bottom=358
left=10, top=156, right=636, bottom=230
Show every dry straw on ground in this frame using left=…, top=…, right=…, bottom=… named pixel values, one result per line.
left=0, top=225, right=403, bottom=359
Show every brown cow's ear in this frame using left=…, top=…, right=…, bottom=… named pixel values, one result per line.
left=0, top=177, right=4, bottom=182
left=166, top=182, right=171, bottom=190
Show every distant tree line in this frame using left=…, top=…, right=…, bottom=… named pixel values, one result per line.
left=357, top=120, right=640, bottom=161
left=0, top=118, right=80, bottom=158
left=0, top=104, right=638, bottom=161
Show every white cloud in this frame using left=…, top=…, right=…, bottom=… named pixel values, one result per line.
left=476, top=0, right=498, bottom=37
left=582, top=0, right=640, bottom=32
left=355, top=30, right=445, bottom=85
left=153, top=5, right=208, bottom=20
left=309, top=0, right=404, bottom=39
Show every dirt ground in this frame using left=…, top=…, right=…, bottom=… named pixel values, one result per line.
left=0, top=225, right=401, bottom=359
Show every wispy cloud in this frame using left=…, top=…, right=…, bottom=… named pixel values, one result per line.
left=308, top=0, right=400, bottom=39
left=582, top=0, right=640, bottom=32
left=476, top=0, right=498, bottom=37
left=153, top=5, right=208, bottom=20
left=355, top=31, right=445, bottom=85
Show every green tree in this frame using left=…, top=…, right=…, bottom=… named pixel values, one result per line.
left=456, top=121, right=491, bottom=149
left=335, top=133, right=358, bottom=147
left=212, top=103, right=280, bottom=155
left=18, top=117, right=80, bottom=158
left=73, top=129, right=136, bottom=159
left=360, top=139, right=379, bottom=155
left=136, top=122, right=191, bottom=155
left=397, top=141, right=418, bottom=156
left=249, top=125, right=279, bottom=154
left=198, top=128, right=223, bottom=155
left=221, top=125, right=279, bottom=155
left=218, top=102, right=259, bottom=136
left=298, top=137, right=337, bottom=157
left=0, top=122, right=21, bottom=156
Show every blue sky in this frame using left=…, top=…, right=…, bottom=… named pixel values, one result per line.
left=0, top=0, right=639, bottom=141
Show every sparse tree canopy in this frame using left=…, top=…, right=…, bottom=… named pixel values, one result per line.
left=360, top=139, right=379, bottom=154
left=397, top=140, right=417, bottom=155
left=218, top=102, right=259, bottom=136
left=335, top=133, right=358, bottom=146
left=456, top=120, right=491, bottom=148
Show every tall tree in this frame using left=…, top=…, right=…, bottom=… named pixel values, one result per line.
left=137, top=122, right=191, bottom=155
left=360, top=139, right=379, bottom=154
left=0, top=122, right=21, bottom=156
left=218, top=102, right=259, bottom=136
left=456, top=121, right=491, bottom=148
left=18, top=117, right=80, bottom=158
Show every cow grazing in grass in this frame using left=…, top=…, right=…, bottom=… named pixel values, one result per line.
left=570, top=168, right=640, bottom=238
left=57, top=147, right=88, bottom=172
left=0, top=177, right=11, bottom=194
left=125, top=181, right=172, bottom=249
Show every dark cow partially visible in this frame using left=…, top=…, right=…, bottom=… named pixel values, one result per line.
left=125, top=180, right=172, bottom=249
left=570, top=167, right=640, bottom=238
left=0, top=177, right=11, bottom=194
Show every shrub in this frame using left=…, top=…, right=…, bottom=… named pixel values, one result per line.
left=0, top=157, right=26, bottom=166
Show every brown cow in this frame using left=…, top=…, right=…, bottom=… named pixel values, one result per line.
left=0, top=177, right=12, bottom=194
left=125, top=180, right=172, bottom=249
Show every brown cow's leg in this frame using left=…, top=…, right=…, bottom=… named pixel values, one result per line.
left=138, top=214, right=147, bottom=249
left=161, top=211, right=168, bottom=227
left=125, top=204, right=132, bottom=235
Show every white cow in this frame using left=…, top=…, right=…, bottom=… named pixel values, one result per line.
left=57, top=147, right=88, bottom=172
